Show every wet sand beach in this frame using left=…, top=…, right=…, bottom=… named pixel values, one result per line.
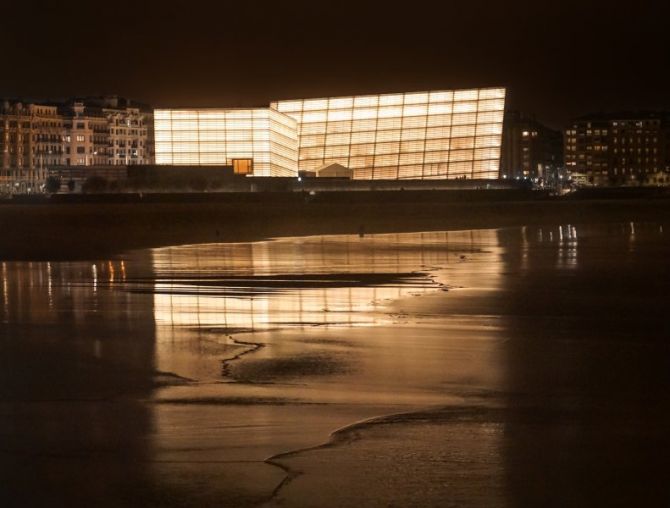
left=1, top=222, right=669, bottom=506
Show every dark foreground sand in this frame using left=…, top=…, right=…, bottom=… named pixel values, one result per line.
left=1, top=212, right=669, bottom=507
left=1, top=191, right=670, bottom=259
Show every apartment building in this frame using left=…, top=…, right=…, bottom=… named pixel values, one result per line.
left=0, top=101, right=65, bottom=192
left=565, top=112, right=670, bottom=186
left=501, top=110, right=563, bottom=183
left=61, top=96, right=153, bottom=167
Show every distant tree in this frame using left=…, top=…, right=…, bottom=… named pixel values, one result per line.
left=82, top=176, right=108, bottom=193
left=44, top=176, right=61, bottom=194
left=67, top=179, right=75, bottom=192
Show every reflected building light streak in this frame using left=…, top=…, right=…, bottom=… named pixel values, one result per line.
left=151, top=284, right=424, bottom=331
left=557, top=224, right=578, bottom=270
left=47, top=262, right=53, bottom=309
left=533, top=225, right=579, bottom=270
left=521, top=226, right=529, bottom=271
left=93, top=339, right=102, bottom=359
left=0, top=259, right=156, bottom=329
left=628, top=221, right=637, bottom=252
left=92, top=263, right=98, bottom=293
left=148, top=230, right=504, bottom=335
left=2, top=262, right=8, bottom=318
left=629, top=222, right=637, bottom=246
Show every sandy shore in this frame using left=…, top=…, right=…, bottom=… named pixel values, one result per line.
left=1, top=222, right=670, bottom=506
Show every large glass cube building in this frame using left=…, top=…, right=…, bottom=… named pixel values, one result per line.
left=154, top=108, right=298, bottom=176
left=154, top=87, right=506, bottom=179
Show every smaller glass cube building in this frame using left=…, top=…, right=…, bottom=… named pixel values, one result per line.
left=154, top=108, right=298, bottom=176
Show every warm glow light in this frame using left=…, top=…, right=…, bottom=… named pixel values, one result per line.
left=154, top=108, right=298, bottom=176
left=271, top=87, right=506, bottom=179
left=155, top=87, right=505, bottom=180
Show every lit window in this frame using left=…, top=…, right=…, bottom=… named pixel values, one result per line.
left=232, top=159, right=253, bottom=175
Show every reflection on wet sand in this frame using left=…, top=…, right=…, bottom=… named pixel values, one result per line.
left=245, top=223, right=669, bottom=508
left=1, top=224, right=669, bottom=507
left=0, top=257, right=159, bottom=507
left=147, top=230, right=496, bottom=329
left=135, top=231, right=500, bottom=383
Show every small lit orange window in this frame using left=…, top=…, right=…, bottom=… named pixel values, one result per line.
left=232, top=159, right=253, bottom=175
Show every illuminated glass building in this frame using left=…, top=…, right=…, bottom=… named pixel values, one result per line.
left=154, top=87, right=506, bottom=179
left=272, top=88, right=505, bottom=179
left=154, top=108, right=298, bottom=176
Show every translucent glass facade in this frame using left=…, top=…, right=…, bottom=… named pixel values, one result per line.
left=271, top=88, right=506, bottom=179
left=154, top=108, right=298, bottom=176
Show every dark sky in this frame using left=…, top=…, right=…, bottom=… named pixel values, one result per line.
left=4, top=1, right=670, bottom=128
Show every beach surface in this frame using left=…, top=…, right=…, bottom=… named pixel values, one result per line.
left=1, top=222, right=669, bottom=507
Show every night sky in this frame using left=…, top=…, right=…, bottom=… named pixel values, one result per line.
left=4, top=1, right=669, bottom=128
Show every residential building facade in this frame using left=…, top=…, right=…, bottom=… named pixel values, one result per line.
left=61, top=97, right=153, bottom=167
left=62, top=102, right=109, bottom=166
left=565, top=112, right=670, bottom=186
left=501, top=110, right=563, bottom=183
left=0, top=96, right=154, bottom=192
left=0, top=101, right=65, bottom=192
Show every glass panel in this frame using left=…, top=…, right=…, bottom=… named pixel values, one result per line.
left=454, top=89, right=479, bottom=101
left=478, top=88, right=506, bottom=99
left=374, top=142, right=400, bottom=155
left=302, top=99, right=329, bottom=111
left=325, top=133, right=350, bottom=145
left=328, top=97, right=353, bottom=109
left=378, top=94, right=404, bottom=106
left=453, top=101, right=478, bottom=114
left=353, top=95, right=378, bottom=107
left=403, top=104, right=428, bottom=117
left=451, top=137, right=475, bottom=150
left=327, top=109, right=352, bottom=122
left=429, top=91, right=453, bottom=102
left=449, top=149, right=474, bottom=162
left=425, top=139, right=448, bottom=151
left=350, top=131, right=376, bottom=144
left=404, top=92, right=429, bottom=104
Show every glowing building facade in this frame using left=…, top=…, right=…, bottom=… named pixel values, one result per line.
left=272, top=88, right=505, bottom=179
left=154, top=108, right=298, bottom=176
left=154, top=87, right=506, bottom=179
